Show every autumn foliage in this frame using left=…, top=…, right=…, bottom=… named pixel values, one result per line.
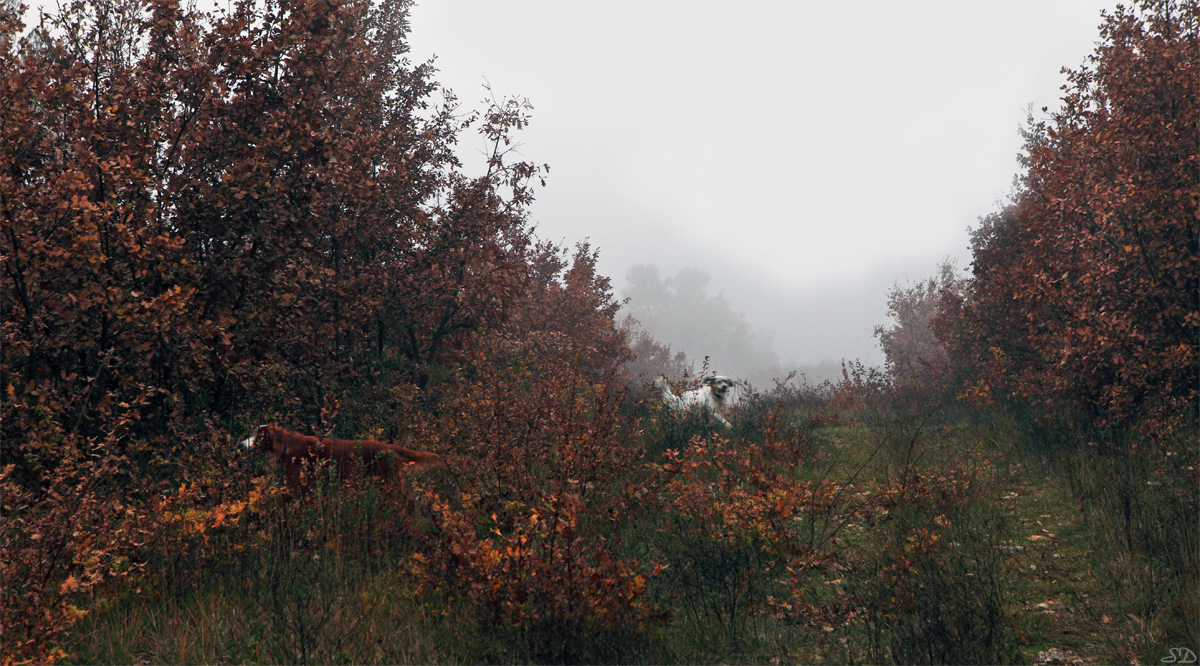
left=936, top=2, right=1198, bottom=433
left=3, top=0, right=1197, bottom=661
left=0, top=0, right=633, bottom=658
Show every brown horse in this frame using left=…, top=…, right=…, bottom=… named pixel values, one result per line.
left=240, top=424, right=446, bottom=495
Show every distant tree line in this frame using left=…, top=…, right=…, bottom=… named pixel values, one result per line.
left=620, top=264, right=789, bottom=389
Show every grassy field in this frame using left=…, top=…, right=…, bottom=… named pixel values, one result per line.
left=63, top=385, right=1197, bottom=665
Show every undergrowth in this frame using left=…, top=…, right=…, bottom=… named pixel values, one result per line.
left=39, top=378, right=1200, bottom=664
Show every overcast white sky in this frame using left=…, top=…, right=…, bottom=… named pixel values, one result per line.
left=405, top=1, right=1121, bottom=368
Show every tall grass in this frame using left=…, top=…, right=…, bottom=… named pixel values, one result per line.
left=62, top=374, right=1197, bottom=664
left=1054, top=438, right=1199, bottom=661
left=67, top=474, right=459, bottom=664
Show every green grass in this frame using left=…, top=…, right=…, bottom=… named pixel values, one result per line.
left=64, top=399, right=1198, bottom=664
left=69, top=572, right=467, bottom=665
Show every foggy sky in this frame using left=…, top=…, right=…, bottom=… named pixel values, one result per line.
left=407, top=3, right=1122, bottom=369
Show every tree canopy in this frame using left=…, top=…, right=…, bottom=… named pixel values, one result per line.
left=936, top=1, right=1198, bottom=434
left=1, top=0, right=624, bottom=461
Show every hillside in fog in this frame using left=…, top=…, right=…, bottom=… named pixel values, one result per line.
left=620, top=264, right=854, bottom=388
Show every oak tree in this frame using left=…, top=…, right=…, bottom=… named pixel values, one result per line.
left=937, top=1, right=1198, bottom=433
